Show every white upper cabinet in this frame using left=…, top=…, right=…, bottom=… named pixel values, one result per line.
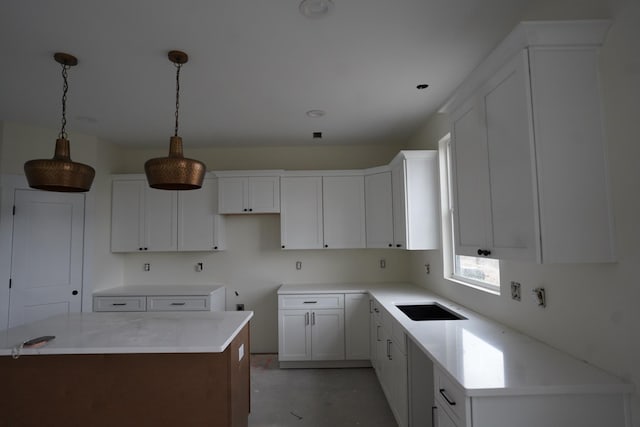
left=390, top=151, right=440, bottom=250
left=280, top=173, right=366, bottom=250
left=177, top=178, right=225, bottom=251
left=322, top=175, right=366, bottom=249
left=365, top=170, right=394, bottom=248
left=280, top=176, right=324, bottom=250
left=447, top=21, right=615, bottom=263
left=111, top=175, right=224, bottom=253
left=217, top=174, right=280, bottom=214
left=111, top=179, right=177, bottom=252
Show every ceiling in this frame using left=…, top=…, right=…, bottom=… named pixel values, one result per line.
left=0, top=0, right=533, bottom=148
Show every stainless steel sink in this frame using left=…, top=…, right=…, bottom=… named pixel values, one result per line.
left=395, top=303, right=466, bottom=321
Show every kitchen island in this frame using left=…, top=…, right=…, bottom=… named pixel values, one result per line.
left=0, top=311, right=253, bottom=427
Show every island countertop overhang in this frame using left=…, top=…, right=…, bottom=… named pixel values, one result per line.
left=0, top=311, right=253, bottom=356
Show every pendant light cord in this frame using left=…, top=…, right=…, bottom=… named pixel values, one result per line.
left=174, top=63, right=182, bottom=137
left=59, top=63, right=70, bottom=139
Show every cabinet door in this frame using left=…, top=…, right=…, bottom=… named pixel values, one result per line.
left=217, top=177, right=247, bottom=213
left=482, top=50, right=537, bottom=261
left=389, top=339, right=408, bottom=427
left=144, top=187, right=178, bottom=251
left=365, top=171, right=394, bottom=248
left=178, top=178, right=225, bottom=251
left=248, top=176, right=280, bottom=213
left=311, top=309, right=345, bottom=361
left=280, top=176, right=324, bottom=249
left=435, top=406, right=459, bottom=427
left=450, top=98, right=492, bottom=257
left=391, top=161, right=408, bottom=249
left=111, top=180, right=144, bottom=252
left=278, top=309, right=312, bottom=361
left=345, top=293, right=370, bottom=360
left=322, top=176, right=366, bottom=249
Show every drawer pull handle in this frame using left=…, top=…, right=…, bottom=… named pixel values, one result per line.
left=170, top=302, right=186, bottom=306
left=111, top=303, right=127, bottom=306
left=439, top=388, right=456, bottom=406
left=303, top=301, right=318, bottom=304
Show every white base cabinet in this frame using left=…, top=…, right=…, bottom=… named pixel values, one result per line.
left=345, top=293, right=370, bottom=360
left=93, top=286, right=226, bottom=312
left=371, top=298, right=408, bottom=427
left=432, top=365, right=629, bottom=427
left=278, top=294, right=345, bottom=362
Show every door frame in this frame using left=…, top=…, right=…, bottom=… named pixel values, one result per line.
left=0, top=174, right=96, bottom=331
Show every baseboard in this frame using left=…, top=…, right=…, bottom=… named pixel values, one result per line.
left=279, top=359, right=372, bottom=369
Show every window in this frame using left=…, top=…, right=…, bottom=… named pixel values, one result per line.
left=438, top=134, right=500, bottom=294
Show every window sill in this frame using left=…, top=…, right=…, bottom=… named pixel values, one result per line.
left=445, top=275, right=500, bottom=296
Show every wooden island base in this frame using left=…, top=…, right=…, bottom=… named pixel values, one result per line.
left=0, top=324, right=250, bottom=427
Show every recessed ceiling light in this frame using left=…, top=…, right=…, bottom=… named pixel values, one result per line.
left=306, top=109, right=326, bottom=118
left=299, top=0, right=334, bottom=18
left=416, top=84, right=429, bottom=90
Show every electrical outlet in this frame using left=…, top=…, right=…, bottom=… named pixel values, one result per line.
left=296, top=261, right=302, bottom=270
left=532, top=287, right=546, bottom=307
left=143, top=263, right=150, bottom=272
left=380, top=259, right=386, bottom=269
left=195, top=262, right=203, bottom=272
left=424, top=264, right=430, bottom=274
left=510, top=281, right=521, bottom=301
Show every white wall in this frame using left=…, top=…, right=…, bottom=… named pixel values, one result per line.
left=406, top=0, right=640, bottom=424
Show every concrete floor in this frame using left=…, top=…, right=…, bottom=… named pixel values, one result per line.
left=249, top=354, right=398, bottom=427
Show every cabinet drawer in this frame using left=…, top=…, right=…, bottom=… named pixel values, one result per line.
left=279, top=294, right=344, bottom=309
left=93, top=296, right=146, bottom=312
left=147, top=296, right=210, bottom=311
left=434, top=367, right=468, bottom=425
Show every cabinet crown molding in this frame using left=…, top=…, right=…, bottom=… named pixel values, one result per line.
left=440, top=19, right=612, bottom=114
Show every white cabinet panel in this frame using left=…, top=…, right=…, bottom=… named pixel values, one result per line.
left=93, top=296, right=147, bottom=312
left=391, top=151, right=440, bottom=250
left=280, top=176, right=324, bottom=250
left=178, top=178, right=225, bottom=251
left=322, top=175, right=366, bottom=249
left=278, top=309, right=312, bottom=361
left=310, top=308, right=345, bottom=361
left=218, top=176, right=280, bottom=214
left=144, top=187, right=178, bottom=252
left=111, top=179, right=176, bottom=252
left=365, top=171, right=394, bottom=248
left=345, top=293, right=370, bottom=360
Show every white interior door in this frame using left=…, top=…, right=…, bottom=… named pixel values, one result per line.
left=8, top=189, right=85, bottom=328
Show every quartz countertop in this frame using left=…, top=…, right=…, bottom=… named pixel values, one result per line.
left=279, top=282, right=633, bottom=397
left=93, top=284, right=225, bottom=296
left=0, top=311, right=253, bottom=356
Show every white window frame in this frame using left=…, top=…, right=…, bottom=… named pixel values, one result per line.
left=438, top=134, right=500, bottom=295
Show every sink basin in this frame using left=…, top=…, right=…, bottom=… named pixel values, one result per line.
left=395, top=303, right=466, bottom=321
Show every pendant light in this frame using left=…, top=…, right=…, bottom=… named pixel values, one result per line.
left=144, top=50, right=206, bottom=190
left=24, top=53, right=95, bottom=192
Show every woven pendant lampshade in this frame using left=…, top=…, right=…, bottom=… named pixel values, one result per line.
left=24, top=53, right=95, bottom=192
left=144, top=50, right=205, bottom=190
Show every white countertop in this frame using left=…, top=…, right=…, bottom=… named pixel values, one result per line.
left=279, top=282, right=633, bottom=397
left=0, top=311, right=253, bottom=356
left=93, top=284, right=225, bottom=296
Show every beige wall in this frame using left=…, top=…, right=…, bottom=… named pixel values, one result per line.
left=407, top=0, right=640, bottom=423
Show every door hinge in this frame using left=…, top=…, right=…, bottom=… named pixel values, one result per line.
left=9, top=278, right=12, bottom=289
left=12, top=205, right=16, bottom=215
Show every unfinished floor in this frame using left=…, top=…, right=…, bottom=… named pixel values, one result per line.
left=249, top=354, right=397, bottom=427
